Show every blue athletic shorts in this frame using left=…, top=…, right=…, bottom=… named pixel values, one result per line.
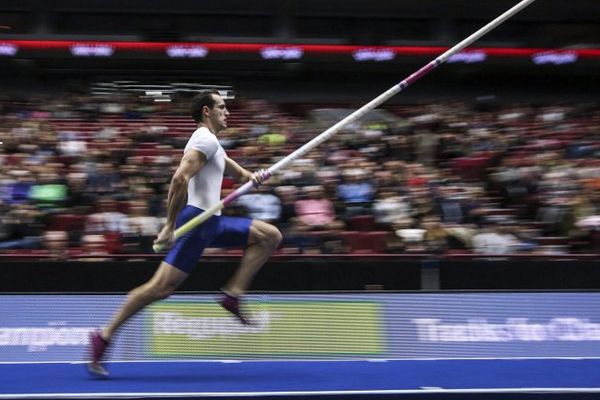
left=165, top=205, right=253, bottom=273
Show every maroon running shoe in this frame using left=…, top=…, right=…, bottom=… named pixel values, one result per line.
left=87, top=330, right=110, bottom=378
left=218, top=291, right=252, bottom=325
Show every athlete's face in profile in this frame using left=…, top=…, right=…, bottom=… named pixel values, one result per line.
left=206, top=94, right=229, bottom=133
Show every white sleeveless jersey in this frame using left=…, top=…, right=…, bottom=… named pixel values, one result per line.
left=184, top=127, right=225, bottom=215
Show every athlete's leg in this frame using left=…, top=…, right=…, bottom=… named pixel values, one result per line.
left=88, top=261, right=188, bottom=377
left=223, top=220, right=282, bottom=296
left=102, top=261, right=188, bottom=340
left=89, top=206, right=211, bottom=377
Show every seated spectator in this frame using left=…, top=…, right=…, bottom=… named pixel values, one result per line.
left=123, top=200, right=161, bottom=253
left=337, top=168, right=375, bottom=217
left=87, top=162, right=120, bottom=196
left=444, top=225, right=478, bottom=251
left=283, top=185, right=345, bottom=253
left=1, top=94, right=599, bottom=256
left=219, top=128, right=243, bottom=150
left=393, top=226, right=427, bottom=253
left=471, top=221, right=528, bottom=255
left=65, top=171, right=96, bottom=214
left=76, top=234, right=112, bottom=261
left=294, top=186, right=344, bottom=231
left=433, top=186, right=466, bottom=224
left=236, top=187, right=282, bottom=223
left=412, top=120, right=439, bottom=167
left=0, top=203, right=44, bottom=249
left=43, top=230, right=69, bottom=260
left=57, top=132, right=87, bottom=158
left=372, top=189, right=412, bottom=229
left=1, top=170, right=34, bottom=205
left=0, top=201, right=10, bottom=243
left=85, top=197, right=129, bottom=235
left=536, top=204, right=572, bottom=236
left=422, top=215, right=449, bottom=254
left=28, top=171, right=68, bottom=212
left=280, top=158, right=319, bottom=186
left=258, top=130, right=287, bottom=146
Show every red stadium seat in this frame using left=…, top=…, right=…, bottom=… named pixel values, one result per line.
left=535, top=236, right=568, bottom=246
left=48, top=214, right=87, bottom=231
left=339, top=231, right=361, bottom=252
left=590, top=231, right=600, bottom=253
left=103, top=232, right=122, bottom=254
left=134, top=148, right=158, bottom=157
left=362, top=231, right=389, bottom=253
left=226, top=149, right=242, bottom=158
left=453, top=156, right=491, bottom=180
left=347, top=215, right=375, bottom=231
left=339, top=231, right=388, bottom=253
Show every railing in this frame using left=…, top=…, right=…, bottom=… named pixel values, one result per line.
left=0, top=252, right=597, bottom=260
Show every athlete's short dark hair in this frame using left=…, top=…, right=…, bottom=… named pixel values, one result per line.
left=190, top=89, right=221, bottom=123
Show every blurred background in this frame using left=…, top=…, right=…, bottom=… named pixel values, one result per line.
left=0, top=0, right=598, bottom=264
left=3, top=4, right=600, bottom=391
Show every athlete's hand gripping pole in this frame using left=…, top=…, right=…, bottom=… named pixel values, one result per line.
left=153, top=0, right=536, bottom=253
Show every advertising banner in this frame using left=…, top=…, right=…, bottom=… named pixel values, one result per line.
left=148, top=300, right=384, bottom=357
left=1, top=292, right=600, bottom=362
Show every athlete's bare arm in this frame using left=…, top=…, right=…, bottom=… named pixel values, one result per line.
left=224, top=156, right=253, bottom=183
left=154, top=150, right=206, bottom=247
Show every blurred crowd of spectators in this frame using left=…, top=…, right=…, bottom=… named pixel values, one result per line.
left=0, top=92, right=599, bottom=259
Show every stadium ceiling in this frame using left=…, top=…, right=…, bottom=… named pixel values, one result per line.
left=1, top=0, right=598, bottom=20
